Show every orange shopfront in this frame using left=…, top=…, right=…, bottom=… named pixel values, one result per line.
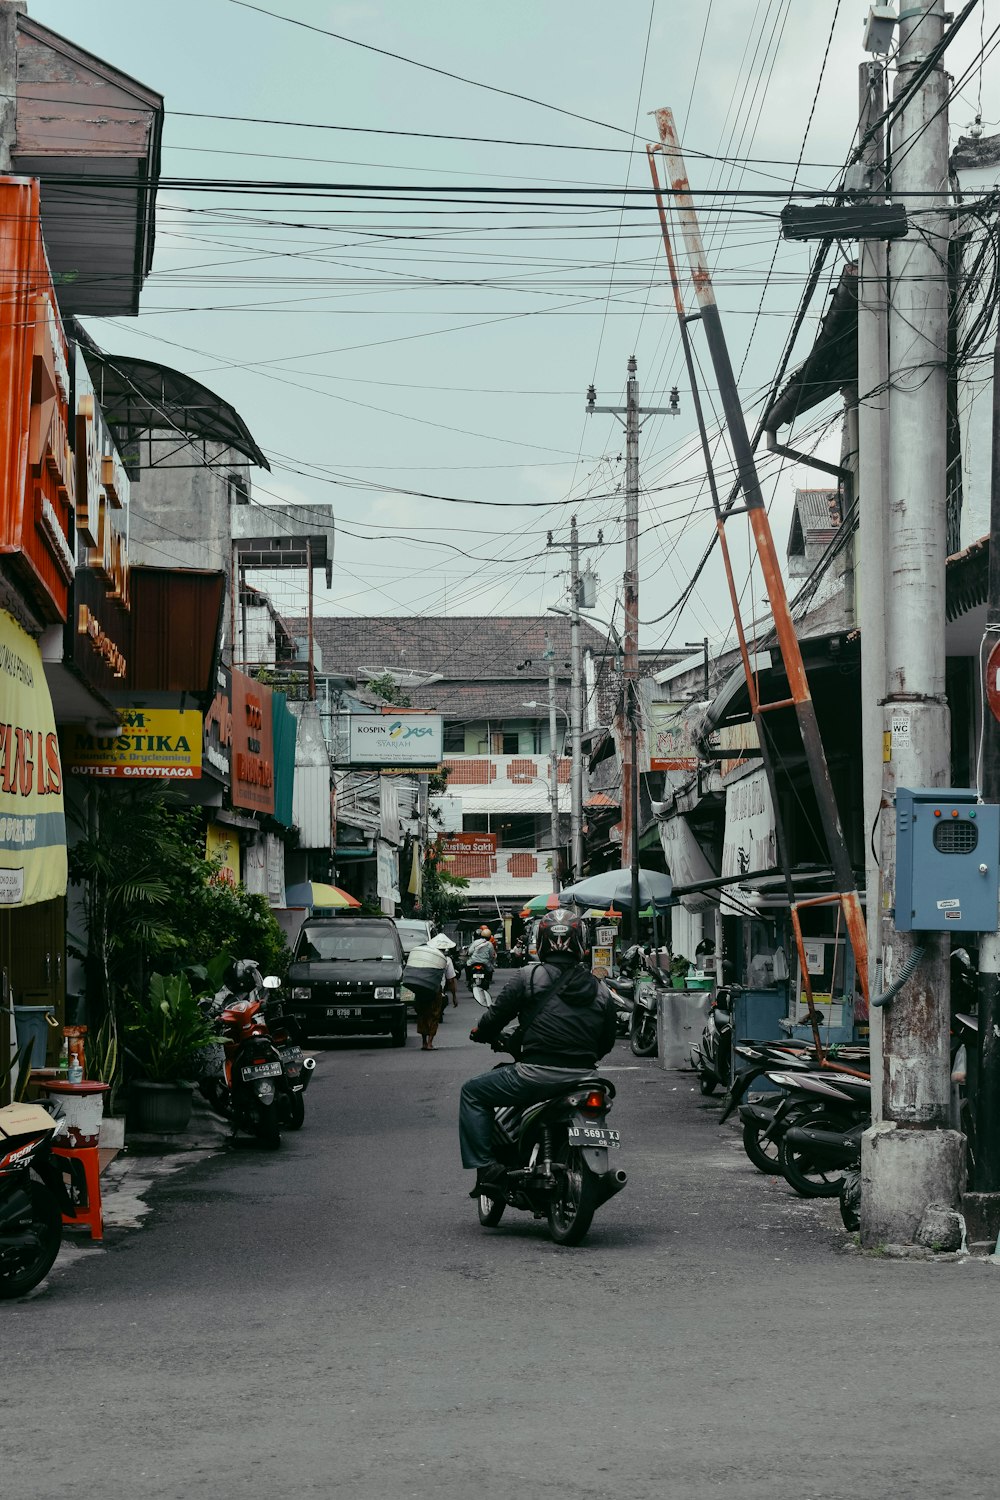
left=0, top=180, right=75, bottom=1075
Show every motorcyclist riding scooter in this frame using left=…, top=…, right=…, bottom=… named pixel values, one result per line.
left=460, top=907, right=618, bottom=1200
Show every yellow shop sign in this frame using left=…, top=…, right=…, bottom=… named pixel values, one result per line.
left=64, top=709, right=203, bottom=780
left=0, top=610, right=67, bottom=906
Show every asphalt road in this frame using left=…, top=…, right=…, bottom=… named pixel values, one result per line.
left=5, top=992, right=1000, bottom=1500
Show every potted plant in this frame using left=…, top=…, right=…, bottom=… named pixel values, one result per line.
left=125, top=972, right=219, bottom=1133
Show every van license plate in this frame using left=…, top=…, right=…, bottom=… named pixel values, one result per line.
left=328, top=1007, right=362, bottom=1018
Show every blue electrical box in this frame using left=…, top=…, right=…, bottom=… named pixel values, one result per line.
left=895, top=787, right=1000, bottom=933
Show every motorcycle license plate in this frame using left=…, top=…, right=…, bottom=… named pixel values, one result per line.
left=568, top=1125, right=621, bottom=1149
left=242, top=1061, right=281, bottom=1080
left=327, top=1007, right=362, bottom=1018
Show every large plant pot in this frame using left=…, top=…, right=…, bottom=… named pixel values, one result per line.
left=128, top=1080, right=194, bottom=1134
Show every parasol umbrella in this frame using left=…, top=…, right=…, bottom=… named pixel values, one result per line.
left=561, top=868, right=673, bottom=912
left=519, top=891, right=570, bottom=917
left=285, top=881, right=361, bottom=910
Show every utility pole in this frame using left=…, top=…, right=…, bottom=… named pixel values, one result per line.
left=568, top=516, right=584, bottom=884
left=865, top=0, right=964, bottom=1247
left=547, top=516, right=604, bottom=882
left=587, top=359, right=677, bottom=940
left=545, top=635, right=561, bottom=893
left=967, top=314, right=1000, bottom=1242
left=855, top=58, right=890, bottom=1126
left=0, top=2, right=24, bottom=173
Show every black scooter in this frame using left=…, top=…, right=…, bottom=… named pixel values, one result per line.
left=690, top=988, right=735, bottom=1095
left=475, top=1034, right=627, bottom=1246
left=0, top=1100, right=72, bottom=1298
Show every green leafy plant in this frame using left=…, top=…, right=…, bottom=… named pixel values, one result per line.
left=366, top=672, right=411, bottom=706
left=125, top=972, right=219, bottom=1085
left=85, top=1012, right=122, bottom=1114
left=69, top=785, right=289, bottom=1036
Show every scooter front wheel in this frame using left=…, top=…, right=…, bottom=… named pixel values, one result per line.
left=0, top=1181, right=63, bottom=1299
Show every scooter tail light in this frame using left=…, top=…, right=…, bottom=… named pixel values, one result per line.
left=583, top=1089, right=606, bottom=1111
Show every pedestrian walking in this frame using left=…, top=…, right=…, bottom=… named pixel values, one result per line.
left=402, top=932, right=459, bottom=1050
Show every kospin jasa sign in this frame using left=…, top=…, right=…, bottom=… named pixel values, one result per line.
left=348, top=714, right=443, bottom=767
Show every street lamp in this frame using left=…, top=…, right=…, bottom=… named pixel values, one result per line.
left=521, top=699, right=564, bottom=892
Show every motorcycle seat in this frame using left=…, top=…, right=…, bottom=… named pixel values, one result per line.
left=608, top=978, right=635, bottom=997
left=713, top=1008, right=731, bottom=1025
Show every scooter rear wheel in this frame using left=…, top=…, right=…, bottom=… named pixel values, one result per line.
left=778, top=1113, right=851, bottom=1198
left=630, top=1014, right=658, bottom=1058
left=254, top=1102, right=282, bottom=1150
left=284, top=1092, right=305, bottom=1130
left=699, top=1074, right=718, bottom=1096
left=0, top=1181, right=63, bottom=1299
left=546, top=1148, right=599, bottom=1246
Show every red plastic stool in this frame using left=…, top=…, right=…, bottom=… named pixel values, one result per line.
left=51, top=1144, right=103, bottom=1243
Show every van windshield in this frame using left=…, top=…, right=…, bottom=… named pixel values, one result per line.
left=296, top=927, right=398, bottom=962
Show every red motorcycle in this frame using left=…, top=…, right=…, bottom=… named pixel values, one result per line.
left=199, top=970, right=288, bottom=1148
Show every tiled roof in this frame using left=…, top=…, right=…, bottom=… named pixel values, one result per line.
left=291, top=614, right=616, bottom=721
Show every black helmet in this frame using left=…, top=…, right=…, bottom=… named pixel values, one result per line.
left=537, top=907, right=586, bottom=962
left=228, top=958, right=262, bottom=993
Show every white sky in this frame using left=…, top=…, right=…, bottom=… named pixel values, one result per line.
left=30, top=0, right=1000, bottom=660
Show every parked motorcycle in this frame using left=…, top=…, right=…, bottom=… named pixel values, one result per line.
left=757, top=1070, right=871, bottom=1197
left=628, top=968, right=665, bottom=1058
left=198, top=966, right=292, bottom=1148
left=263, top=981, right=317, bottom=1130
left=0, top=1100, right=71, bottom=1299
left=475, top=1035, right=627, bottom=1246
left=690, top=987, right=735, bottom=1095
left=604, top=973, right=635, bottom=1038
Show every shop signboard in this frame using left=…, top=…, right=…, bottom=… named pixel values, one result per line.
left=203, top=664, right=232, bottom=784
left=63, top=709, right=203, bottom=779
left=205, top=821, right=239, bottom=887
left=347, top=714, right=443, bottom=768
left=440, top=832, right=496, bottom=857
left=0, top=609, right=66, bottom=906
left=230, top=669, right=274, bottom=815
left=0, top=182, right=76, bottom=624
left=591, top=946, right=613, bottom=978
left=720, top=766, right=776, bottom=915
left=376, top=839, right=398, bottom=902
left=265, top=832, right=285, bottom=907
left=648, top=701, right=698, bottom=773
left=660, top=813, right=717, bottom=914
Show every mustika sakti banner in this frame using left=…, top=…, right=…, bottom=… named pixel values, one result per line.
left=0, top=610, right=66, bottom=906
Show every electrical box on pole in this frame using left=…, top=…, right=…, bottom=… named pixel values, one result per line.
left=894, top=788, right=1000, bottom=932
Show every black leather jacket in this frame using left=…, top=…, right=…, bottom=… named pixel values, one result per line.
left=473, top=959, right=618, bottom=1069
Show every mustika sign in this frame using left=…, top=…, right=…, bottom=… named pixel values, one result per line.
left=64, top=709, right=203, bottom=779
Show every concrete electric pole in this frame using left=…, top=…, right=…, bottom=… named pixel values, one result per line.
left=864, top=0, right=965, bottom=1246
left=545, top=636, right=561, bottom=893
left=0, top=2, right=24, bottom=173
left=547, top=516, right=604, bottom=882
left=587, top=359, right=677, bottom=938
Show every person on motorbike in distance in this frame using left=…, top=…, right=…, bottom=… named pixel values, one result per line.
left=465, top=925, right=497, bottom=986
left=459, top=908, right=618, bottom=1196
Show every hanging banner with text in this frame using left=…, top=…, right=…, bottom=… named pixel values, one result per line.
left=0, top=610, right=66, bottom=906
left=720, top=766, right=776, bottom=916
left=64, top=709, right=203, bottom=780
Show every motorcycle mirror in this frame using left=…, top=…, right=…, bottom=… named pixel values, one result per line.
left=263, top=975, right=281, bottom=989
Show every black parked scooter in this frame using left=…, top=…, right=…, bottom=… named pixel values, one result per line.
left=690, top=987, right=736, bottom=1095
left=0, top=1100, right=71, bottom=1299
left=475, top=1035, right=627, bottom=1246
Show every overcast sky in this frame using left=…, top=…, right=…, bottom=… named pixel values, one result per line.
left=31, top=0, right=1000, bottom=661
